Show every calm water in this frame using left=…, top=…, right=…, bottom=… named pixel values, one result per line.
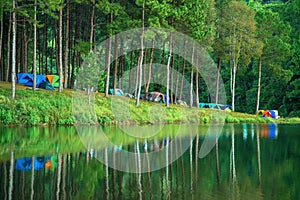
left=0, top=123, right=299, bottom=200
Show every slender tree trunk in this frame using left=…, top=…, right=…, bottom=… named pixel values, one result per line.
left=113, top=35, right=118, bottom=95
left=119, top=36, right=124, bottom=90
left=44, top=14, right=48, bottom=75
left=215, top=57, right=221, bottom=104
left=128, top=47, right=133, bottom=93
left=6, top=13, right=11, bottom=82
left=170, top=42, right=174, bottom=104
left=59, top=6, right=63, bottom=92
left=33, top=0, right=37, bottom=90
left=90, top=0, right=95, bottom=52
left=38, top=28, right=41, bottom=74
left=232, top=64, right=236, bottom=111
left=256, top=57, right=262, bottom=112
left=11, top=2, right=16, bottom=99
left=190, top=68, right=193, bottom=108
left=105, top=36, right=112, bottom=97
left=145, top=40, right=154, bottom=93
left=189, top=42, right=195, bottom=108
left=0, top=5, right=3, bottom=80
left=174, top=44, right=180, bottom=101
left=166, top=33, right=173, bottom=108
left=64, top=0, right=69, bottom=88
left=22, top=18, right=27, bottom=72
left=143, top=45, right=147, bottom=93
left=105, top=6, right=113, bottom=97
left=51, top=20, right=55, bottom=74
left=135, top=0, right=145, bottom=107
left=195, top=52, right=199, bottom=107
left=179, top=40, right=186, bottom=100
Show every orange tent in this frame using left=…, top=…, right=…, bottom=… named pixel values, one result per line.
left=45, top=75, right=63, bottom=87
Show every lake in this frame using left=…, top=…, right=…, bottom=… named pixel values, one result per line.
left=0, top=123, right=299, bottom=200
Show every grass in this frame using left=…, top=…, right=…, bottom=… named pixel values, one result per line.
left=0, top=81, right=299, bottom=127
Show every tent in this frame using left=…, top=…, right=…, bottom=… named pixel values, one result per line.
left=17, top=73, right=32, bottom=84
left=39, top=81, right=55, bottom=90
left=110, top=88, right=124, bottom=96
left=199, top=103, right=232, bottom=111
left=45, top=75, right=62, bottom=88
left=148, top=92, right=164, bottom=103
left=256, top=110, right=277, bottom=119
left=17, top=73, right=46, bottom=88
left=24, top=74, right=46, bottom=87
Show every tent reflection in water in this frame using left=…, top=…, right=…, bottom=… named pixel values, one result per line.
left=15, top=156, right=53, bottom=171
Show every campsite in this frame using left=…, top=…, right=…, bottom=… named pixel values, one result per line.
left=0, top=0, right=300, bottom=200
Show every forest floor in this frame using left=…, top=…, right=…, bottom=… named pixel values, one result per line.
left=0, top=81, right=299, bottom=127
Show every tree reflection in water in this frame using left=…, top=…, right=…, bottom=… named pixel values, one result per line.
left=0, top=124, right=299, bottom=199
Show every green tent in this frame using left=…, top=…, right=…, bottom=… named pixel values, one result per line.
left=45, top=75, right=62, bottom=88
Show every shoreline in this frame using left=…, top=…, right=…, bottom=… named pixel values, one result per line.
left=1, top=82, right=300, bottom=127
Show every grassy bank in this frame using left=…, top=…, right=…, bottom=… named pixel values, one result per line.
left=1, top=81, right=299, bottom=127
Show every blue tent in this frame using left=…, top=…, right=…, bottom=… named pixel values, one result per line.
left=24, top=75, right=46, bottom=87
left=17, top=73, right=33, bottom=84
left=110, top=88, right=124, bottom=96
left=15, top=156, right=51, bottom=171
left=199, top=103, right=231, bottom=110
left=17, top=73, right=46, bottom=88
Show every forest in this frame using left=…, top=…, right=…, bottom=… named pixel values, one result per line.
left=0, top=0, right=299, bottom=117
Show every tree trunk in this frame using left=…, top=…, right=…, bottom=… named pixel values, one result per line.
left=64, top=0, right=69, bottom=88
left=0, top=5, right=3, bottom=80
left=105, top=13, right=113, bottom=97
left=38, top=28, right=41, bottom=74
left=128, top=46, right=133, bottom=94
left=166, top=33, right=173, bottom=108
left=6, top=13, right=11, bottom=82
left=170, top=42, right=174, bottom=104
left=113, top=35, right=118, bottom=95
left=231, top=64, right=236, bottom=111
left=90, top=0, right=95, bottom=52
left=11, top=1, right=16, bottom=99
left=190, top=68, right=193, bottom=108
left=51, top=20, right=56, bottom=74
left=215, top=57, right=221, bottom=104
left=256, top=57, right=262, bottom=112
left=145, top=40, right=154, bottom=94
left=58, top=6, right=63, bottom=92
left=179, top=40, right=186, bottom=100
left=189, top=42, right=195, bottom=108
left=33, top=0, right=37, bottom=90
left=195, top=52, right=199, bottom=108
left=135, top=1, right=145, bottom=107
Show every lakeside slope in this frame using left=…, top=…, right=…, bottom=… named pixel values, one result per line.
left=1, top=81, right=299, bottom=127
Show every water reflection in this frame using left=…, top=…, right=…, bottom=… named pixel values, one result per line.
left=0, top=124, right=299, bottom=199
